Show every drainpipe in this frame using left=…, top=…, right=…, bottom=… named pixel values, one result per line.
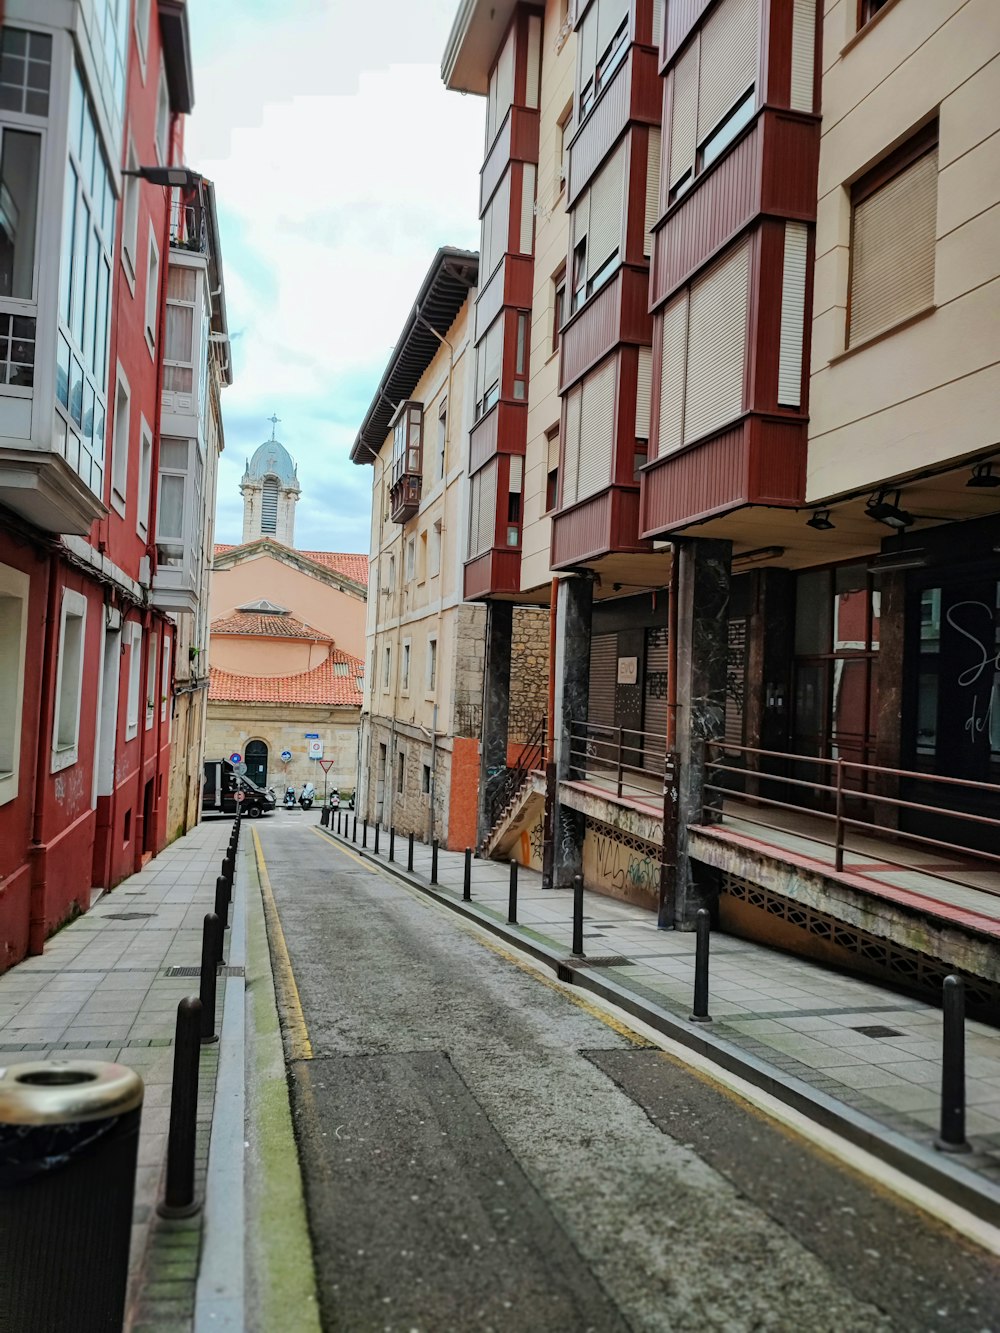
left=666, top=551, right=678, bottom=748
left=29, top=553, right=59, bottom=955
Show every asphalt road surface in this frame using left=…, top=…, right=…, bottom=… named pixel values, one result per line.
left=257, top=818, right=1000, bottom=1333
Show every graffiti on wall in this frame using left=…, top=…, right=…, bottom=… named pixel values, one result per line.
left=583, top=817, right=659, bottom=902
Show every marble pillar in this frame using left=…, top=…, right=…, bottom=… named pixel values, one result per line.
left=477, top=600, right=513, bottom=846
left=552, top=576, right=593, bottom=889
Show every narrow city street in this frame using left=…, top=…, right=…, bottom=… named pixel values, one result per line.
left=256, top=818, right=1000, bottom=1333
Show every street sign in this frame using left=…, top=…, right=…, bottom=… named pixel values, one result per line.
left=280, top=749, right=293, bottom=763
left=307, top=738, right=324, bottom=760
left=233, top=761, right=247, bottom=777
left=318, top=759, right=335, bottom=774
left=233, top=791, right=245, bottom=804
left=304, top=733, right=319, bottom=739
left=229, top=752, right=241, bottom=764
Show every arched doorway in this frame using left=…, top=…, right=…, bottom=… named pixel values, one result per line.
left=245, top=739, right=268, bottom=788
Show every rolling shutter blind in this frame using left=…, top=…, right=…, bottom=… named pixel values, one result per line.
left=577, top=358, right=616, bottom=500
left=495, top=34, right=515, bottom=132
left=669, top=44, right=698, bottom=187
left=684, top=239, right=748, bottom=444
left=598, top=0, right=628, bottom=59
left=657, top=296, right=687, bottom=456
left=588, top=633, right=618, bottom=729
left=482, top=173, right=510, bottom=278
left=469, top=461, right=498, bottom=558
left=778, top=222, right=808, bottom=406
left=588, top=141, right=625, bottom=275
left=651, top=0, right=662, bottom=49
left=635, top=345, right=652, bottom=439
left=526, top=16, right=542, bottom=108
left=563, top=385, right=582, bottom=505
left=849, top=148, right=937, bottom=347
left=698, top=0, right=759, bottom=142
left=520, top=165, right=536, bottom=254
left=468, top=472, right=481, bottom=556
left=476, top=318, right=503, bottom=408
left=643, top=626, right=670, bottom=768
left=509, top=454, right=523, bottom=492
left=578, top=5, right=598, bottom=93
left=547, top=428, right=560, bottom=473
left=789, top=0, right=815, bottom=114
left=645, top=128, right=661, bottom=255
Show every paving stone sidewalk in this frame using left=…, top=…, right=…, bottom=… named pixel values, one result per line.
left=327, top=818, right=1000, bottom=1187
left=0, top=816, right=234, bottom=1328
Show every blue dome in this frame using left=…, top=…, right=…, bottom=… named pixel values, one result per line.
left=245, top=438, right=299, bottom=488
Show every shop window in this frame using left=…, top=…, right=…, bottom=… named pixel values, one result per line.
left=0, top=563, right=29, bottom=805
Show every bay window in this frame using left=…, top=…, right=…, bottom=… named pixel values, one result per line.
left=485, top=29, right=515, bottom=148
left=164, top=264, right=198, bottom=392
left=562, top=356, right=616, bottom=507
left=577, top=0, right=629, bottom=120
left=474, top=317, right=502, bottom=419
left=570, top=139, right=625, bottom=311
left=468, top=460, right=498, bottom=559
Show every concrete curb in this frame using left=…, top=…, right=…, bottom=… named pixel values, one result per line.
left=318, top=824, right=1000, bottom=1229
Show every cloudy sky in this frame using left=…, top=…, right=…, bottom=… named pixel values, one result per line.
left=184, top=0, right=484, bottom=553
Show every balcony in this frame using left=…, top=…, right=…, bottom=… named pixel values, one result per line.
left=0, top=445, right=106, bottom=534
left=389, top=469, right=421, bottom=524
left=388, top=400, right=423, bottom=523
left=151, top=546, right=199, bottom=615
left=559, top=265, right=652, bottom=393
left=568, top=42, right=660, bottom=203
left=480, top=106, right=539, bottom=212
left=464, top=547, right=521, bottom=600
left=551, top=486, right=648, bottom=570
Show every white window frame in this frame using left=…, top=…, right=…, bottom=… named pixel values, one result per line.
left=155, top=60, right=170, bottom=164
left=145, top=628, right=158, bottom=730
left=121, top=135, right=139, bottom=288
left=383, top=644, right=391, bottom=694
left=126, top=622, right=142, bottom=740
left=161, top=634, right=171, bottom=727
left=51, top=587, right=87, bottom=773
left=137, top=414, right=152, bottom=538
left=401, top=639, right=411, bottom=694
left=0, top=563, right=29, bottom=806
left=405, top=536, right=415, bottom=581
left=426, top=636, right=438, bottom=694
left=111, top=362, right=130, bottom=515
left=134, top=0, right=151, bottom=79
left=145, top=229, right=159, bottom=355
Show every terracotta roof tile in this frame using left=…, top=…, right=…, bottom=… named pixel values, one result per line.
left=213, top=539, right=368, bottom=586
left=208, top=649, right=364, bottom=707
left=210, top=610, right=332, bottom=641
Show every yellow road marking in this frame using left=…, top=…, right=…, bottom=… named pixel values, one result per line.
left=308, top=823, right=380, bottom=872
left=253, top=826, right=313, bottom=1061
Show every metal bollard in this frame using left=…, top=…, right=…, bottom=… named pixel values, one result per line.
left=508, top=859, right=518, bottom=924
left=463, top=847, right=472, bottom=902
left=936, top=975, right=970, bottom=1153
left=158, top=996, right=203, bottom=1218
left=320, top=805, right=329, bottom=828
left=374, top=823, right=380, bottom=855
left=407, top=832, right=414, bottom=873
left=572, top=874, right=585, bottom=956
left=431, top=839, right=439, bottom=885
left=389, top=827, right=395, bottom=862
left=352, top=816, right=357, bottom=843
left=362, top=819, right=368, bottom=848
left=199, top=913, right=222, bottom=1041
left=336, top=810, right=341, bottom=835
left=690, top=908, right=712, bottom=1023
left=214, top=874, right=229, bottom=926
left=222, top=854, right=234, bottom=889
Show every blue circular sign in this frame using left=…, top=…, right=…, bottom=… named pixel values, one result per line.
left=280, top=750, right=293, bottom=762
left=229, top=752, right=241, bottom=764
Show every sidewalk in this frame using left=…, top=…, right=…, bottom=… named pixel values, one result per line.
left=322, top=819, right=1000, bottom=1215
left=0, top=817, right=233, bottom=1329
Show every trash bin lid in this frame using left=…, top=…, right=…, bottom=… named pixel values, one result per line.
left=0, top=1061, right=144, bottom=1125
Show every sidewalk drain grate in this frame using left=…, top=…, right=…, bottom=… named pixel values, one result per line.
left=851, top=1025, right=903, bottom=1039
left=164, top=965, right=245, bottom=978
left=572, top=956, right=631, bottom=968
left=101, top=911, right=157, bottom=921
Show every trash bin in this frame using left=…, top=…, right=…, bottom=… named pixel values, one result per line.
left=0, top=1060, right=144, bottom=1333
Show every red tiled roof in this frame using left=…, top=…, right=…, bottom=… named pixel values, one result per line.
left=210, top=610, right=332, bottom=641
left=208, top=648, right=364, bottom=707
left=213, top=539, right=368, bottom=586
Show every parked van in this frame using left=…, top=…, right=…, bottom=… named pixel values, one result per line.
left=202, top=759, right=277, bottom=818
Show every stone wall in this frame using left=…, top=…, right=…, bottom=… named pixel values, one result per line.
left=361, top=716, right=455, bottom=845
left=451, top=603, right=487, bottom=737
left=509, top=605, right=549, bottom=742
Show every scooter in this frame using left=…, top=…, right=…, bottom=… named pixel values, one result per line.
left=299, top=782, right=316, bottom=811
left=283, top=784, right=297, bottom=809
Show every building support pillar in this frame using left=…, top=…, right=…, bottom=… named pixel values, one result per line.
left=551, top=576, right=594, bottom=889
left=873, top=569, right=906, bottom=831
left=477, top=600, right=513, bottom=848
left=673, top=538, right=731, bottom=928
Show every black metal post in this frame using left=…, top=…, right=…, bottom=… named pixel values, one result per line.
left=214, top=874, right=229, bottom=926
left=463, top=847, right=471, bottom=901
left=352, top=815, right=357, bottom=843
left=936, top=975, right=970, bottom=1153
left=199, top=913, right=222, bottom=1041
left=374, top=823, right=380, bottom=855
left=431, top=839, right=439, bottom=885
left=572, top=874, right=584, bottom=956
left=158, top=996, right=203, bottom=1217
left=691, top=908, right=712, bottom=1023
left=362, top=819, right=368, bottom=848
left=508, top=859, right=518, bottom=924
left=407, top=832, right=414, bottom=873
left=389, top=827, right=395, bottom=862
left=336, top=810, right=341, bottom=835
left=222, top=854, right=234, bottom=889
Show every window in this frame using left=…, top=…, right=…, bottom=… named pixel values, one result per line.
left=667, top=0, right=759, bottom=200
left=137, top=416, right=152, bottom=538
left=0, top=563, right=29, bottom=806
left=52, top=588, right=87, bottom=771
left=126, top=622, right=142, bottom=740
left=145, top=230, right=159, bottom=351
left=437, top=399, right=447, bottom=479
left=430, top=520, right=442, bottom=577
left=485, top=28, right=514, bottom=148
left=514, top=311, right=529, bottom=400
left=164, top=264, right=198, bottom=392
left=859, top=0, right=892, bottom=26
left=577, top=0, right=629, bottom=120
left=402, top=641, right=411, bottom=692
left=848, top=125, right=937, bottom=348
left=507, top=456, right=523, bottom=546
left=79, top=0, right=128, bottom=144
left=111, top=365, right=130, bottom=512
left=135, top=0, right=151, bottom=71
left=545, top=424, right=560, bottom=512
left=0, top=26, right=52, bottom=116
left=156, top=436, right=195, bottom=554
left=261, top=476, right=279, bottom=533
left=562, top=357, right=616, bottom=506
left=422, top=763, right=431, bottom=795
left=156, top=62, right=170, bottom=164
left=397, top=752, right=405, bottom=794
left=383, top=645, right=391, bottom=692
left=552, top=269, right=567, bottom=353
left=405, top=536, right=415, bottom=581
left=557, top=102, right=573, bottom=196
left=418, top=532, right=427, bottom=582
left=0, top=127, right=41, bottom=305
left=122, top=137, right=139, bottom=284
left=480, top=174, right=511, bottom=282
left=468, top=460, right=498, bottom=558
left=387, top=553, right=395, bottom=592
left=427, top=638, right=438, bottom=692
left=570, top=140, right=625, bottom=311
left=657, top=237, right=750, bottom=455
left=56, top=64, right=114, bottom=498
left=161, top=635, right=171, bottom=725
left=145, top=630, right=158, bottom=729
left=474, top=317, right=503, bottom=418
left=390, top=401, right=423, bottom=484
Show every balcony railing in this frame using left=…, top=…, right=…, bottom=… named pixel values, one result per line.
left=568, top=719, right=676, bottom=803
left=170, top=193, right=208, bottom=254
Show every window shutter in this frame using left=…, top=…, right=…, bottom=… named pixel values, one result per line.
left=645, top=128, right=661, bottom=255
left=597, top=0, right=628, bottom=60
left=526, top=15, right=542, bottom=108
left=520, top=164, right=536, bottom=254
left=789, top=0, right=815, bottom=114
left=479, top=317, right=502, bottom=399
left=577, top=357, right=615, bottom=500
left=547, top=428, right=560, bottom=472
left=496, top=33, right=514, bottom=129
left=578, top=5, right=598, bottom=94
left=635, top=345, right=652, bottom=439
left=573, top=189, right=589, bottom=252
left=563, top=385, right=582, bottom=506
left=669, top=44, right=698, bottom=187
left=651, top=0, right=663, bottom=50
left=849, top=148, right=937, bottom=347
left=698, top=0, right=759, bottom=142
left=778, top=222, right=808, bottom=407
left=509, top=454, right=524, bottom=492
left=479, top=460, right=497, bottom=555
left=657, top=295, right=687, bottom=456
left=483, top=172, right=510, bottom=278
left=588, top=632, right=618, bottom=729
left=684, top=240, right=749, bottom=444
left=642, top=625, right=670, bottom=760
left=587, top=140, right=625, bottom=276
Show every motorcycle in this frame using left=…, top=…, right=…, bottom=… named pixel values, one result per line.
left=283, top=784, right=297, bottom=809
left=299, top=782, right=316, bottom=811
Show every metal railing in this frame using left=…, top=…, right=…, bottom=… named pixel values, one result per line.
left=704, top=742, right=1000, bottom=894
left=568, top=720, right=675, bottom=805
left=169, top=194, right=208, bottom=254
left=483, top=714, right=547, bottom=841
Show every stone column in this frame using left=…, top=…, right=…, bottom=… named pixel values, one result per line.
left=552, top=576, right=594, bottom=889
left=477, top=600, right=513, bottom=847
left=673, top=538, right=732, bottom=927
